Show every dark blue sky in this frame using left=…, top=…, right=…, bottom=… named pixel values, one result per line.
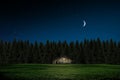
left=0, top=0, right=120, bottom=43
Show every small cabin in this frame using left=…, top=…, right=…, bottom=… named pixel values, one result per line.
left=53, top=57, right=72, bottom=64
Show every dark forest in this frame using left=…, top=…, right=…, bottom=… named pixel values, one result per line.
left=0, top=38, right=120, bottom=64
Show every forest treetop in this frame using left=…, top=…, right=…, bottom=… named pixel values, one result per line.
left=0, top=38, right=120, bottom=64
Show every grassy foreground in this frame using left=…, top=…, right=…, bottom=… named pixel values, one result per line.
left=0, top=64, right=120, bottom=80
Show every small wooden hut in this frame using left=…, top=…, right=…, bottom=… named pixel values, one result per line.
left=53, top=56, right=72, bottom=64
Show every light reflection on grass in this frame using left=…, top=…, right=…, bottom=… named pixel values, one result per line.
left=0, top=64, right=120, bottom=80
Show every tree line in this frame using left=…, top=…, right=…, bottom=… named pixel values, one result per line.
left=0, top=38, right=120, bottom=64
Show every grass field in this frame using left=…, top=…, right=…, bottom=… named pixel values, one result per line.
left=0, top=64, right=120, bottom=80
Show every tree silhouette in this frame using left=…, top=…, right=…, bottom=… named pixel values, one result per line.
left=0, top=39, right=120, bottom=64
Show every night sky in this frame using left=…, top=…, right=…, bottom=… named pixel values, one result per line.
left=0, top=0, right=120, bottom=43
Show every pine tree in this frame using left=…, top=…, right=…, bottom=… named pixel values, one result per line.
left=0, top=40, right=4, bottom=64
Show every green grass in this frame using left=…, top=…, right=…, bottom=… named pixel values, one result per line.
left=0, top=64, right=120, bottom=80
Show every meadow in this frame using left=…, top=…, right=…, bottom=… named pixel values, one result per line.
left=0, top=64, right=120, bottom=80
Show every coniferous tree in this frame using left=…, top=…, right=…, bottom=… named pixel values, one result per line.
left=0, top=40, right=4, bottom=64
left=0, top=39, right=120, bottom=64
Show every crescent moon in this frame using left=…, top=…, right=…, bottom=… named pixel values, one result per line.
left=83, top=20, right=86, bottom=27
